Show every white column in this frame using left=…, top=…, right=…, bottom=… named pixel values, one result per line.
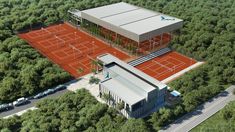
left=160, top=34, right=163, bottom=45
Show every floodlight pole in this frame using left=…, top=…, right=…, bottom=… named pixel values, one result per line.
left=87, top=54, right=96, bottom=64
left=92, top=41, right=95, bottom=53
left=42, top=27, right=52, bottom=36
left=55, top=35, right=59, bottom=48
left=69, top=44, right=76, bottom=59
left=87, top=54, right=96, bottom=69
left=69, top=44, right=81, bottom=59
left=160, top=34, right=163, bottom=45
left=55, top=35, right=65, bottom=47
left=170, top=32, right=172, bottom=41
left=174, top=65, right=176, bottom=73
left=59, top=24, right=62, bottom=32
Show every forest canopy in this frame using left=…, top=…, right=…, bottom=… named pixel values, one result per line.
left=0, top=0, right=234, bottom=131
left=0, top=89, right=149, bottom=132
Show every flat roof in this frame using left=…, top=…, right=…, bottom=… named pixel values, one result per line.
left=170, top=90, right=181, bottom=97
left=80, top=2, right=183, bottom=42
left=97, top=53, right=167, bottom=90
left=82, top=2, right=137, bottom=18
left=108, top=64, right=154, bottom=94
left=101, top=76, right=145, bottom=105
left=68, top=9, right=81, bottom=18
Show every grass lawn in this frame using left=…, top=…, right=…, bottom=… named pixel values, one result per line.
left=191, top=101, right=235, bottom=132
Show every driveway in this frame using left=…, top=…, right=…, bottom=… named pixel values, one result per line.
left=0, top=73, right=104, bottom=119
left=0, top=79, right=80, bottom=118
left=0, top=88, right=69, bottom=118
left=160, top=85, right=235, bottom=132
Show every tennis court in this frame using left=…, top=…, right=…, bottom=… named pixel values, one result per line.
left=135, top=51, right=196, bottom=81
left=18, top=23, right=130, bottom=78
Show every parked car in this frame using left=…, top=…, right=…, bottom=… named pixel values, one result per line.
left=0, top=103, right=13, bottom=112
left=13, top=97, right=29, bottom=106
left=27, top=96, right=34, bottom=100
left=43, top=88, right=55, bottom=95
left=54, top=85, right=66, bottom=91
left=33, top=93, right=45, bottom=99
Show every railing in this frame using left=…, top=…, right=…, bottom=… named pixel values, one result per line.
left=128, top=47, right=171, bottom=66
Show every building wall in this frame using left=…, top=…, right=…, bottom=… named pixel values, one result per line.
left=81, top=12, right=139, bottom=42
left=157, top=87, right=167, bottom=106
left=99, top=83, right=165, bottom=118
left=102, top=66, right=118, bottom=79
left=140, top=21, right=183, bottom=42
left=99, top=83, right=129, bottom=118
left=81, top=17, right=172, bottom=55
left=80, top=12, right=183, bottom=42
left=99, top=66, right=165, bottom=118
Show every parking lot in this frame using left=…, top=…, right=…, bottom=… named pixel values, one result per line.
left=0, top=88, right=68, bottom=118
left=0, top=79, right=81, bottom=118
left=0, top=73, right=103, bottom=118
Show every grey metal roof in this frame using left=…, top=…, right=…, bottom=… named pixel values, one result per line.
left=82, top=2, right=137, bottom=19
left=97, top=53, right=167, bottom=90
left=80, top=2, right=183, bottom=42
left=101, top=77, right=145, bottom=105
left=68, top=9, right=81, bottom=18
left=108, top=65, right=154, bottom=94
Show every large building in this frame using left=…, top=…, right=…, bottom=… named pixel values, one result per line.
left=67, top=2, right=183, bottom=118
left=97, top=54, right=167, bottom=118
left=68, top=2, right=183, bottom=54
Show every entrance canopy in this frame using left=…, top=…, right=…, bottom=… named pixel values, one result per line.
left=79, top=2, right=183, bottom=42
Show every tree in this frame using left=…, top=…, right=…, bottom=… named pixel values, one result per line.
left=89, top=76, right=100, bottom=84
left=0, top=77, right=20, bottom=102
left=1, top=0, right=235, bottom=131
left=150, top=106, right=176, bottom=130
left=91, top=68, right=96, bottom=75
left=77, top=67, right=84, bottom=76
left=116, top=101, right=124, bottom=111
left=95, top=115, right=116, bottom=131
left=221, top=109, right=233, bottom=121
left=102, top=93, right=112, bottom=103
left=121, top=118, right=149, bottom=132
left=1, top=128, right=11, bottom=132
left=173, top=105, right=184, bottom=116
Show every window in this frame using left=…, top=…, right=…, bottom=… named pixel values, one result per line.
left=132, top=101, right=143, bottom=111
left=125, top=103, right=130, bottom=112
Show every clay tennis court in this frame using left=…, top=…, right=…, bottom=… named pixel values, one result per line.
left=18, top=23, right=130, bottom=78
left=135, top=51, right=196, bottom=81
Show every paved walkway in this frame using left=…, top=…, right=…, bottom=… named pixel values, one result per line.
left=160, top=85, right=235, bottom=132
left=67, top=73, right=105, bottom=103
left=1, top=73, right=105, bottom=119
left=3, top=107, right=38, bottom=119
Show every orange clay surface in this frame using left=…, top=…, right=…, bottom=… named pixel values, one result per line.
left=135, top=51, right=197, bottom=81
left=18, top=23, right=196, bottom=81
left=18, top=23, right=130, bottom=78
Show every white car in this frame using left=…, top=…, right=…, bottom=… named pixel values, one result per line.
left=0, top=103, right=13, bottom=111
left=13, top=97, right=29, bottom=106
left=43, top=88, right=55, bottom=95
left=54, top=85, right=66, bottom=91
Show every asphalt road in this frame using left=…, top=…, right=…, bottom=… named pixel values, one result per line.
left=160, top=85, right=235, bottom=132
left=0, top=89, right=69, bottom=118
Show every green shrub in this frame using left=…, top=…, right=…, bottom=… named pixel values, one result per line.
left=89, top=76, right=100, bottom=84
